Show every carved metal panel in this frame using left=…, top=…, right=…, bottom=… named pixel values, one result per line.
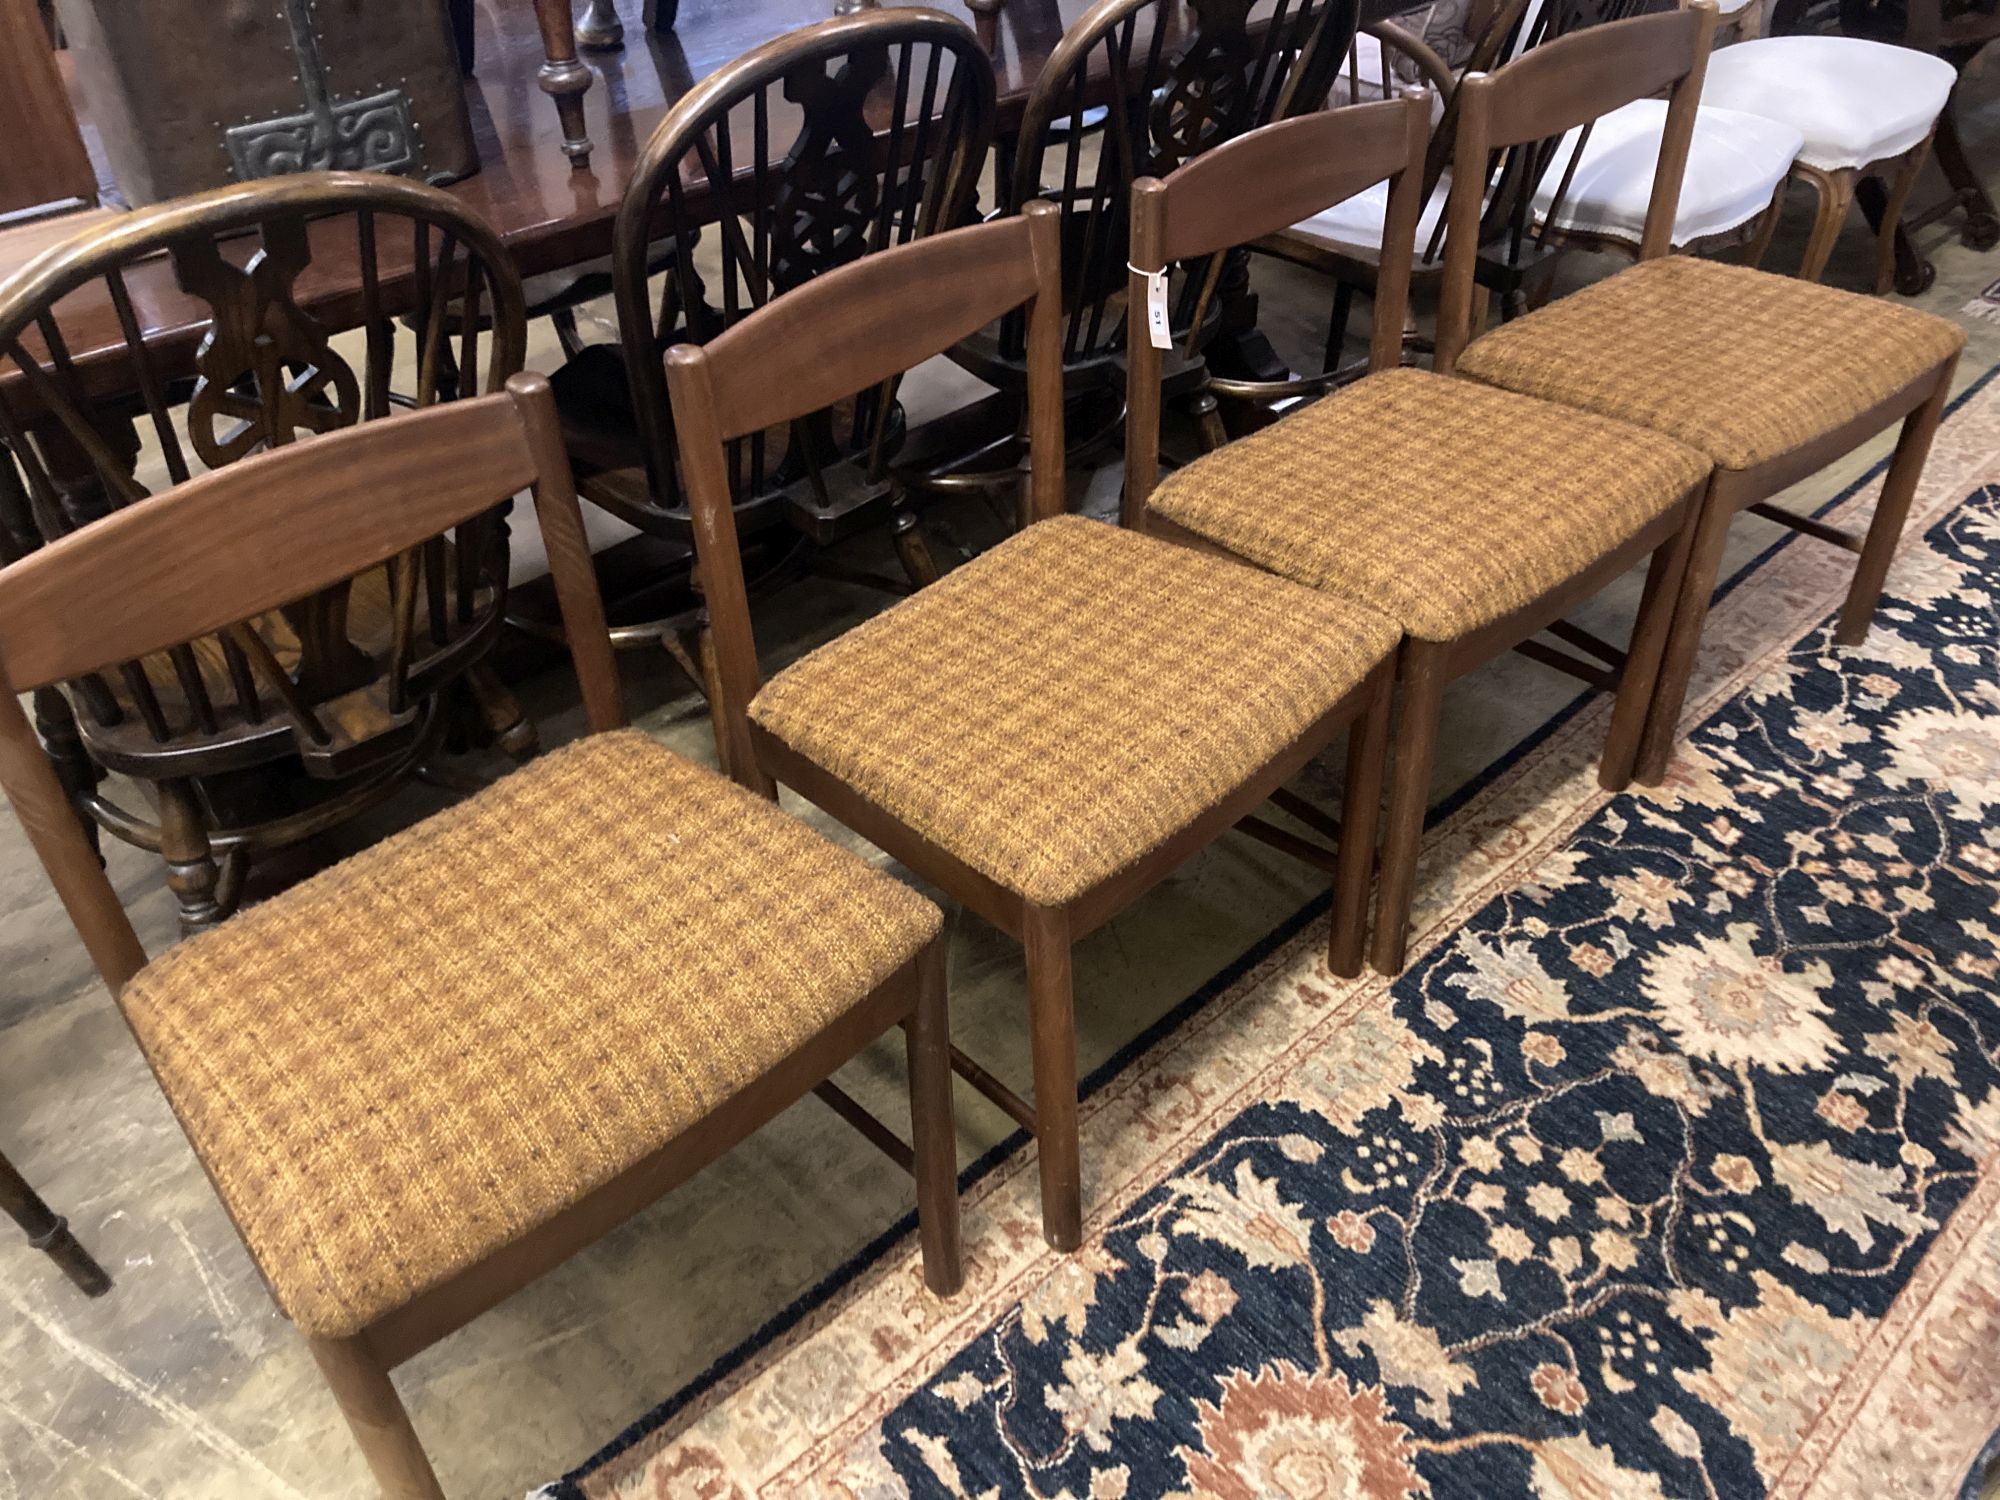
left=223, top=0, right=418, bottom=179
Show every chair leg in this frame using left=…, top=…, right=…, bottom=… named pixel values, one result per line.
left=1933, top=100, right=2000, bottom=248
left=0, top=1148, right=111, bottom=1296
left=1024, top=903, right=1082, bottom=1252
left=309, top=1334, right=446, bottom=1500
left=1744, top=181, right=1786, bottom=272
left=530, top=0, right=594, bottom=170
left=1634, top=479, right=1738, bottom=786
left=1797, top=165, right=1855, bottom=285
left=157, top=778, right=225, bottom=934
left=1329, top=660, right=1393, bottom=979
left=1190, top=391, right=1228, bottom=453
left=904, top=935, right=963, bottom=1296
left=1871, top=139, right=1934, bottom=297
left=891, top=508, right=942, bottom=590
left=1323, top=280, right=1357, bottom=375
left=1369, top=639, right=1446, bottom=978
left=1837, top=365, right=1954, bottom=646
left=465, top=662, right=539, bottom=762
left=549, top=306, right=587, bottom=361
left=1600, top=509, right=1700, bottom=793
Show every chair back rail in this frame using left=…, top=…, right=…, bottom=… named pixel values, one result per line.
left=700, top=216, right=1044, bottom=444
left=1125, top=91, right=1430, bottom=522
left=610, top=8, right=997, bottom=520
left=1142, top=94, right=1431, bottom=266
left=1480, top=4, right=1707, bottom=148
left=0, top=173, right=527, bottom=770
left=0, top=374, right=622, bottom=998
left=664, top=202, right=1066, bottom=786
left=1399, top=0, right=1656, bottom=273
left=999, top=0, right=1362, bottom=372
left=1436, top=0, right=1716, bottom=371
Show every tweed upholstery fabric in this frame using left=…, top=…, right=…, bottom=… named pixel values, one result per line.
left=1456, top=256, right=1965, bottom=472
left=749, top=515, right=1399, bottom=908
left=118, top=730, right=940, bottom=1340
left=1148, top=368, right=1712, bottom=642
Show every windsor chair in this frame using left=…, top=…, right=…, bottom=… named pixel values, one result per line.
left=546, top=8, right=996, bottom=767
left=0, top=173, right=533, bottom=932
left=1, top=1144, right=110, bottom=1296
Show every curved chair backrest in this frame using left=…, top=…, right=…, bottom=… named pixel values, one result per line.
left=1416, top=0, right=1662, bottom=265
left=998, top=0, right=1362, bottom=378
left=664, top=204, right=1065, bottom=785
left=610, top=8, right=997, bottom=524
left=1125, top=92, right=1431, bottom=522
left=0, top=173, right=527, bottom=777
left=0, top=373, right=619, bottom=998
left=1435, top=0, right=1717, bottom=370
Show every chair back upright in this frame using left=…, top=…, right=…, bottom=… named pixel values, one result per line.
left=0, top=374, right=622, bottom=1000
left=0, top=173, right=529, bottom=785
left=608, top=8, right=997, bottom=530
left=1398, top=0, right=1665, bottom=288
left=1124, top=92, right=1433, bottom=523
left=993, top=0, right=1363, bottom=383
left=664, top=204, right=1067, bottom=788
left=1435, top=0, right=1718, bottom=371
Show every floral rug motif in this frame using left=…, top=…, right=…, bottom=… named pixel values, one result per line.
left=560, top=380, right=2000, bottom=1499
left=863, top=485, right=2000, bottom=1498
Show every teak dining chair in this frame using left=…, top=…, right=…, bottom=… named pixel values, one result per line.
left=1131, top=15, right=1721, bottom=976
left=668, top=201, right=1403, bottom=1251
left=1452, top=25, right=1966, bottom=784
left=0, top=374, right=961, bottom=1499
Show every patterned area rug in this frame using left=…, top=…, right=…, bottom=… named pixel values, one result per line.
left=556, top=373, right=2000, bottom=1499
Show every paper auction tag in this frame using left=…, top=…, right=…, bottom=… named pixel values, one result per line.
left=1145, top=269, right=1171, bottom=350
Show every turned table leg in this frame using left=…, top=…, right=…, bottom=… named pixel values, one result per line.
left=0, top=1148, right=111, bottom=1297
left=532, top=0, right=595, bottom=169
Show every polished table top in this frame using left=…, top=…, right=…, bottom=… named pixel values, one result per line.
left=3, top=0, right=1421, bottom=394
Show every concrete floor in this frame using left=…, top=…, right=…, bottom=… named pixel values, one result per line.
left=7, top=72, right=2000, bottom=1500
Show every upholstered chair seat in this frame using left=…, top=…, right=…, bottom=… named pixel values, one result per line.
left=1454, top=255, right=1966, bottom=470
left=118, top=730, right=941, bottom=1340
left=749, top=515, right=1400, bottom=909
left=1702, top=36, right=1955, bottom=174
left=1288, top=173, right=1455, bottom=265
left=1535, top=99, right=1803, bottom=248
left=1147, top=368, right=1712, bottom=643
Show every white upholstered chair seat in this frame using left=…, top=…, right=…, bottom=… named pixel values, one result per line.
left=1289, top=173, right=1453, bottom=265
left=1535, top=100, right=1803, bottom=246
left=1702, top=37, right=1955, bottom=172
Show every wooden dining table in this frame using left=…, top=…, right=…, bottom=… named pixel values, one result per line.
left=2, top=0, right=1426, bottom=396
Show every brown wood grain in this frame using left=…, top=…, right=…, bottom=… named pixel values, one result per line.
left=0, top=0, right=94, bottom=221
left=0, top=393, right=537, bottom=693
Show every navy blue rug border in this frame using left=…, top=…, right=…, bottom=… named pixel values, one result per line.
left=549, top=358, right=2000, bottom=1497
